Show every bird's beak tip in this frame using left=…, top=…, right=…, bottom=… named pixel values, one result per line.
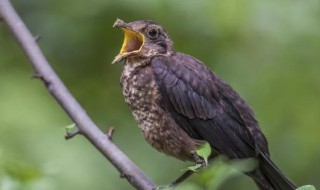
left=111, top=59, right=119, bottom=64
left=111, top=54, right=124, bottom=64
left=113, top=18, right=126, bottom=28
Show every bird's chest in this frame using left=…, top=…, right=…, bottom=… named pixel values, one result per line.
left=120, top=62, right=200, bottom=161
left=120, top=62, right=158, bottom=132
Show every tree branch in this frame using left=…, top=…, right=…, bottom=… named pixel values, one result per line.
left=0, top=0, right=156, bottom=189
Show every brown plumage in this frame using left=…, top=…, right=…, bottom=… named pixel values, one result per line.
left=112, top=19, right=296, bottom=190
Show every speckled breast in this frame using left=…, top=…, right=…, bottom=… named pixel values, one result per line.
left=120, top=62, right=159, bottom=134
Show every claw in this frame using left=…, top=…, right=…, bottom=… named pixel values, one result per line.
left=192, top=151, right=207, bottom=168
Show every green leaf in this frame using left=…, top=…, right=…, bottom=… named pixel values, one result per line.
left=180, top=164, right=202, bottom=172
left=65, top=123, right=77, bottom=135
left=65, top=123, right=76, bottom=130
left=296, top=185, right=316, bottom=190
left=187, top=164, right=202, bottom=172
left=4, top=160, right=42, bottom=182
left=196, top=141, right=212, bottom=165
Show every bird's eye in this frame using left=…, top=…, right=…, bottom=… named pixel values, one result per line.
left=147, top=28, right=159, bottom=39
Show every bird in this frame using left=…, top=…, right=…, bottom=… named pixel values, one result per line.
left=112, top=18, right=296, bottom=190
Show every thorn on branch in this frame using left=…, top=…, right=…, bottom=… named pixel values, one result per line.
left=31, top=72, right=51, bottom=87
left=120, top=172, right=133, bottom=183
left=31, top=73, right=43, bottom=80
left=120, top=172, right=131, bottom=179
left=34, top=35, right=41, bottom=42
left=65, top=128, right=81, bottom=140
left=106, top=127, right=115, bottom=141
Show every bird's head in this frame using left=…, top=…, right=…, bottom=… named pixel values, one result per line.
left=112, top=19, right=173, bottom=64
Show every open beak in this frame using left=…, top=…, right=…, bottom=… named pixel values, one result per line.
left=112, top=19, right=144, bottom=64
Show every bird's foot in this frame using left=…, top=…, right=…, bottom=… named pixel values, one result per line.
left=182, top=152, right=206, bottom=172
left=192, top=151, right=207, bottom=167
left=183, top=142, right=212, bottom=172
left=194, top=141, right=212, bottom=167
left=178, top=152, right=206, bottom=173
left=169, top=142, right=212, bottom=188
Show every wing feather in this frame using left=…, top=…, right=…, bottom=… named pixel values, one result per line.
left=151, top=53, right=269, bottom=158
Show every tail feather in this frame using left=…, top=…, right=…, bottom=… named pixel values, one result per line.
left=249, top=153, right=296, bottom=190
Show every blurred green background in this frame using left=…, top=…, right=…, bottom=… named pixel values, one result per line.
left=0, top=0, right=319, bottom=189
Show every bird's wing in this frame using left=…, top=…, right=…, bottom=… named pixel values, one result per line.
left=151, top=53, right=268, bottom=158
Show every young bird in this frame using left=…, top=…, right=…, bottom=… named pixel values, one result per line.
left=112, top=19, right=296, bottom=190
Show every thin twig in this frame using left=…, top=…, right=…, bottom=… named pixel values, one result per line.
left=170, top=170, right=194, bottom=187
left=0, top=1, right=156, bottom=190
left=65, top=128, right=81, bottom=140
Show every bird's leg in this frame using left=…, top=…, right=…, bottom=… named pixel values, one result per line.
left=191, top=151, right=207, bottom=167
